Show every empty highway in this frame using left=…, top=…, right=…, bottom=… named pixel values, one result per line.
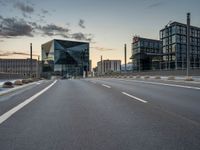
left=0, top=78, right=200, bottom=150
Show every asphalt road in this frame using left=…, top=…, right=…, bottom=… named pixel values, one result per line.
left=0, top=78, right=200, bottom=150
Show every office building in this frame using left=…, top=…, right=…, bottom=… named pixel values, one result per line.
left=41, top=39, right=89, bottom=77
left=0, top=58, right=40, bottom=78
left=160, top=22, right=200, bottom=69
left=97, top=59, right=121, bottom=75
left=130, top=36, right=162, bottom=71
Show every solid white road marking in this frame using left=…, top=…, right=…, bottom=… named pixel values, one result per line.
left=102, top=84, right=111, bottom=88
left=118, top=79, right=200, bottom=90
left=122, top=92, right=148, bottom=103
left=0, top=80, right=57, bottom=125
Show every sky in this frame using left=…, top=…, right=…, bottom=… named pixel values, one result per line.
left=0, top=0, right=200, bottom=67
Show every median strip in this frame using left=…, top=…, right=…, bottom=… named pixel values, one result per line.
left=0, top=80, right=57, bottom=125
left=102, top=84, right=111, bottom=88
left=122, top=92, right=148, bottom=103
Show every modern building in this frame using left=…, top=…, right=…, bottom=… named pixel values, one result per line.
left=97, top=59, right=121, bottom=75
left=41, top=39, right=89, bottom=77
left=130, top=36, right=162, bottom=71
left=160, top=21, right=200, bottom=70
left=0, top=58, right=40, bottom=78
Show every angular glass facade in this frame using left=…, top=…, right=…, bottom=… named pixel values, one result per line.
left=41, top=39, right=89, bottom=77
left=160, top=22, right=200, bottom=69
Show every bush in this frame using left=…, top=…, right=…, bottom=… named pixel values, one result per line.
left=14, top=80, right=23, bottom=85
left=144, top=76, right=150, bottom=79
left=154, top=76, right=161, bottom=79
left=167, top=76, right=175, bottom=80
left=27, top=78, right=34, bottom=82
left=2, top=81, right=14, bottom=88
left=22, top=79, right=29, bottom=84
left=136, top=75, right=141, bottom=79
left=185, top=76, right=194, bottom=81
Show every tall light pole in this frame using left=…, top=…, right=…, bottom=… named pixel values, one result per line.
left=186, top=13, right=190, bottom=77
left=124, top=44, right=127, bottom=72
left=101, top=55, right=103, bottom=75
left=30, top=43, right=33, bottom=78
left=37, top=56, right=40, bottom=78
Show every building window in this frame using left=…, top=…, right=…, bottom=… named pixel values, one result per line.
left=172, top=44, right=176, bottom=53
left=163, top=56, right=167, bottom=61
left=181, top=45, right=186, bottom=53
left=181, top=36, right=186, bottom=43
left=172, top=35, right=176, bottom=43
left=176, top=35, right=181, bottom=43
left=176, top=26, right=181, bottom=34
left=181, top=26, right=186, bottom=35
left=172, top=26, right=176, bottom=34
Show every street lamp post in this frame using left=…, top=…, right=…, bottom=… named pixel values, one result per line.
left=101, top=55, right=103, bottom=76
left=186, top=13, right=190, bottom=77
left=124, top=44, right=127, bottom=73
left=30, top=43, right=33, bottom=78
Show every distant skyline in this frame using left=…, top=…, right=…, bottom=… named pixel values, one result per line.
left=0, top=0, right=200, bottom=67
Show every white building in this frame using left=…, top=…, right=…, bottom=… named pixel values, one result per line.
left=97, top=59, right=121, bottom=75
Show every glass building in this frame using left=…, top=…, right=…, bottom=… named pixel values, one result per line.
left=160, top=22, right=200, bottom=70
left=41, top=39, right=89, bottom=77
left=130, top=36, right=162, bottom=71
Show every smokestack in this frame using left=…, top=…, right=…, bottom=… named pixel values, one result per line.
left=30, top=43, right=33, bottom=78
left=124, top=44, right=127, bottom=72
left=186, top=13, right=190, bottom=76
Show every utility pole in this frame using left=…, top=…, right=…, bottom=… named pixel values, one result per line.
left=101, top=55, right=103, bottom=75
left=187, top=13, right=190, bottom=77
left=30, top=43, right=33, bottom=78
left=37, top=56, right=40, bottom=78
left=124, top=44, right=127, bottom=72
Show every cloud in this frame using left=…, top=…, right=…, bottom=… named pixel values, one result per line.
left=147, top=1, right=163, bottom=8
left=91, top=46, right=114, bottom=51
left=0, top=51, right=39, bottom=56
left=33, top=22, right=93, bottom=41
left=0, top=15, right=93, bottom=42
left=0, top=17, right=33, bottom=37
left=0, top=0, right=7, bottom=6
left=41, top=9, right=49, bottom=14
left=36, top=24, right=70, bottom=38
left=12, top=52, right=39, bottom=56
left=78, top=19, right=86, bottom=28
left=14, top=1, right=34, bottom=14
left=71, top=32, right=92, bottom=41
